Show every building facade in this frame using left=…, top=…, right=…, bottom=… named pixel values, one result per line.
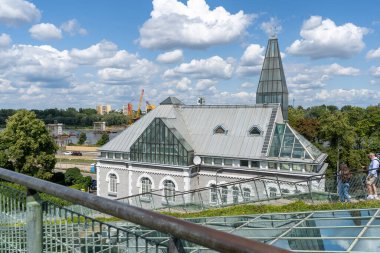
left=96, top=104, right=112, bottom=115
left=96, top=38, right=328, bottom=206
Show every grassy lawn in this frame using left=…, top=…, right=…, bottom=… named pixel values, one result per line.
left=161, top=200, right=380, bottom=218
left=57, top=157, right=95, bottom=164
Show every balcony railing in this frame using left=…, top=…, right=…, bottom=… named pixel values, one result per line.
left=0, top=167, right=290, bottom=253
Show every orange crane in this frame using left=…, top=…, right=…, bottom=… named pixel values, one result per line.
left=146, top=100, right=156, bottom=113
left=134, top=89, right=144, bottom=121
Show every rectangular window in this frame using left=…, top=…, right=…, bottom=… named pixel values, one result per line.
left=240, top=160, right=249, bottom=167
left=268, top=162, right=278, bottom=170
left=280, top=163, right=291, bottom=170
left=122, top=153, right=129, bottom=160
left=251, top=161, right=260, bottom=168
left=293, top=164, right=305, bottom=171
left=224, top=159, right=233, bottom=166
left=114, top=153, right=121, bottom=159
left=214, top=158, right=223, bottom=165
left=305, top=164, right=315, bottom=172
left=100, top=152, right=106, bottom=158
left=107, top=152, right=114, bottom=159
left=203, top=157, right=212, bottom=164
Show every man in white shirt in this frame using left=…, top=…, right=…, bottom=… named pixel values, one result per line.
left=366, top=153, right=379, bottom=200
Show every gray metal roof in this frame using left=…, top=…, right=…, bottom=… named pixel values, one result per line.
left=100, top=103, right=283, bottom=159
left=159, top=96, right=184, bottom=105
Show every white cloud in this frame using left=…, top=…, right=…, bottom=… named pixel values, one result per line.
left=29, top=23, right=62, bottom=41
left=139, top=0, right=253, bottom=49
left=367, top=47, right=380, bottom=59
left=240, top=82, right=255, bottom=88
left=260, top=17, right=282, bottom=37
left=287, top=63, right=360, bottom=90
left=61, top=19, right=87, bottom=36
left=164, top=56, right=233, bottom=80
left=0, top=44, right=74, bottom=86
left=195, top=79, right=217, bottom=91
left=370, top=66, right=380, bottom=78
left=0, top=33, right=12, bottom=47
left=97, top=59, right=157, bottom=85
left=236, top=44, right=264, bottom=76
left=70, top=40, right=118, bottom=65
left=287, top=16, right=368, bottom=59
left=176, top=77, right=192, bottom=91
left=0, top=0, right=41, bottom=26
left=315, top=89, right=380, bottom=104
left=156, top=49, right=183, bottom=63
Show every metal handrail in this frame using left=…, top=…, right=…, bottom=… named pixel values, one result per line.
left=0, top=167, right=290, bottom=253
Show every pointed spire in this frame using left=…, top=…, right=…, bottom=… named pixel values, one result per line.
left=256, top=37, right=289, bottom=120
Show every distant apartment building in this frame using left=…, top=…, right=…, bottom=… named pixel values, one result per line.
left=96, top=104, right=112, bottom=115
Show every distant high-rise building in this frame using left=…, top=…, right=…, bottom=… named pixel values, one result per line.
left=96, top=104, right=111, bottom=115
left=256, top=37, right=289, bottom=120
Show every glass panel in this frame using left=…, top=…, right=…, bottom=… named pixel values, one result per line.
left=214, top=158, right=222, bottom=165
left=251, top=161, right=260, bottom=168
left=224, top=159, right=233, bottom=166
left=268, top=162, right=277, bottom=170
left=204, top=157, right=212, bottom=164
left=280, top=163, right=291, bottom=170
left=293, top=164, right=304, bottom=171
left=100, top=152, right=106, bottom=157
left=240, top=160, right=249, bottom=167
left=352, top=239, right=380, bottom=252
left=273, top=239, right=353, bottom=251
left=114, top=153, right=121, bottom=159
left=107, top=152, right=114, bottom=159
left=129, top=118, right=190, bottom=166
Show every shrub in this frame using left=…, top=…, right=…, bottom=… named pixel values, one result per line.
left=64, top=167, right=82, bottom=185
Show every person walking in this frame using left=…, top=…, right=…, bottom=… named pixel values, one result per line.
left=338, top=164, right=351, bottom=202
left=366, top=153, right=380, bottom=200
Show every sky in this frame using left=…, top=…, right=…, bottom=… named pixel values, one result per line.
left=1, top=0, right=380, bottom=110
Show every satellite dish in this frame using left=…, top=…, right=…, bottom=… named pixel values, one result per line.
left=193, top=156, right=201, bottom=165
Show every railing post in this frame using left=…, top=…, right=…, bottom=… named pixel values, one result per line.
left=168, top=236, right=185, bottom=253
left=26, top=189, right=42, bottom=253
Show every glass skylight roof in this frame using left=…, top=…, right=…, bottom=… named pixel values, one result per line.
left=114, top=208, right=380, bottom=252
left=268, top=123, right=322, bottom=160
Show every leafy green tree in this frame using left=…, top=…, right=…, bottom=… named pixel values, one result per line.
left=0, top=110, right=57, bottom=179
left=78, top=132, right=87, bottom=145
left=96, top=133, right=110, bottom=146
left=64, top=167, right=82, bottom=185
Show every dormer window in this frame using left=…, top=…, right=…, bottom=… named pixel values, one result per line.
left=213, top=125, right=227, bottom=135
left=248, top=126, right=262, bottom=136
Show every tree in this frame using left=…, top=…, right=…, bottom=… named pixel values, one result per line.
left=0, top=110, right=57, bottom=179
left=97, top=133, right=110, bottom=146
left=78, top=132, right=87, bottom=145
left=64, top=167, right=82, bottom=185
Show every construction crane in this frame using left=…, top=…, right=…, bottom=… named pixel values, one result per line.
left=127, top=103, right=133, bottom=125
left=134, top=89, right=144, bottom=121
left=146, top=100, right=156, bottom=113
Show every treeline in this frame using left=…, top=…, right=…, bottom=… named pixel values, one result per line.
left=0, top=108, right=130, bottom=127
left=288, top=105, right=380, bottom=174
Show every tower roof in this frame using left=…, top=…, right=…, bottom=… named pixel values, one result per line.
left=256, top=38, right=289, bottom=120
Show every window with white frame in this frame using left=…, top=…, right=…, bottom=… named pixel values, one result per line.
left=108, top=173, right=117, bottom=195
left=232, top=186, right=239, bottom=204
left=210, top=184, right=218, bottom=204
left=243, top=188, right=251, bottom=202
left=163, top=180, right=175, bottom=202
left=141, top=177, right=152, bottom=199
left=221, top=186, right=228, bottom=204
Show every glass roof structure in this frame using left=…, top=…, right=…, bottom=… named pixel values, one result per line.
left=117, top=208, right=380, bottom=252
left=256, top=37, right=289, bottom=120
left=268, top=123, right=322, bottom=160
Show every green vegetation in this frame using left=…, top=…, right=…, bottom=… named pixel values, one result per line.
left=96, top=132, right=110, bottom=146
left=77, top=132, right=87, bottom=145
left=0, top=108, right=130, bottom=127
left=161, top=200, right=380, bottom=218
left=0, top=110, right=57, bottom=180
left=64, top=167, right=92, bottom=190
left=58, top=158, right=95, bottom=164
left=288, top=105, right=380, bottom=174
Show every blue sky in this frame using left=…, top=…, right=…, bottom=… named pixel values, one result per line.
left=1, top=0, right=380, bottom=109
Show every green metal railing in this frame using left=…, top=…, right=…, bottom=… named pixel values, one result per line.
left=0, top=167, right=290, bottom=253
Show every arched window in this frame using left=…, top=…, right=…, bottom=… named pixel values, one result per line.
left=163, top=180, right=175, bottom=202
left=232, top=186, right=239, bottom=204
left=248, top=126, right=262, bottom=136
left=269, top=187, right=277, bottom=198
left=141, top=177, right=152, bottom=199
left=108, top=173, right=117, bottom=195
left=210, top=184, right=217, bottom=204
left=243, top=188, right=251, bottom=202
